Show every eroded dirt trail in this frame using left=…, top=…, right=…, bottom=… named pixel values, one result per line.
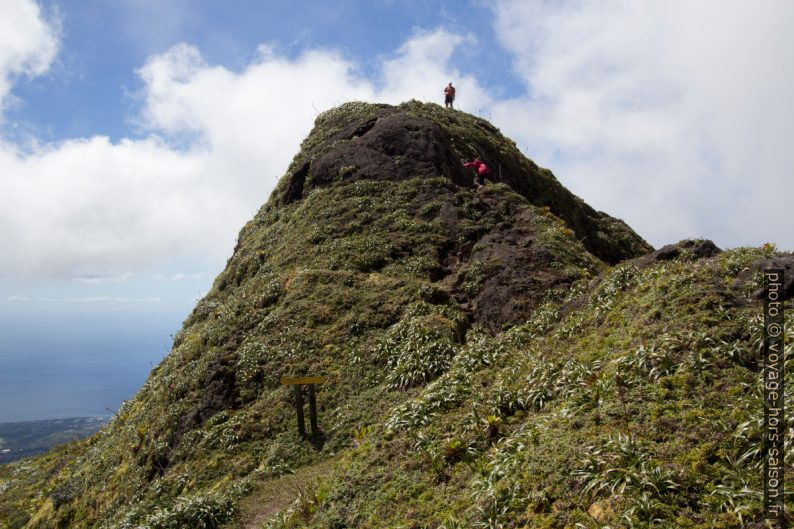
left=225, top=459, right=337, bottom=529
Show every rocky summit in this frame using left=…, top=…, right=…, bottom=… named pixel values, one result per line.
left=0, top=101, right=791, bottom=529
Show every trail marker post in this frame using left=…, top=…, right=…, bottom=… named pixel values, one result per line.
left=280, top=376, right=327, bottom=438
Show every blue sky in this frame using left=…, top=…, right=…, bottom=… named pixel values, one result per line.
left=7, top=1, right=522, bottom=143
left=1, top=0, right=793, bottom=421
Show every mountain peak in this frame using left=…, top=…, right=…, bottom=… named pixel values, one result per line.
left=271, top=101, right=651, bottom=264
left=5, top=101, right=780, bottom=529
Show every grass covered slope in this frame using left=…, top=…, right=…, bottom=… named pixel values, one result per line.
left=0, top=178, right=606, bottom=528
left=0, top=102, right=789, bottom=529
left=268, top=245, right=793, bottom=529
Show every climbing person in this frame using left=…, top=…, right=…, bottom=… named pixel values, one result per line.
left=444, top=82, right=456, bottom=109
left=463, top=158, right=490, bottom=187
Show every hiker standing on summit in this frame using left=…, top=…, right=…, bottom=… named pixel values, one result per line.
left=444, top=82, right=455, bottom=109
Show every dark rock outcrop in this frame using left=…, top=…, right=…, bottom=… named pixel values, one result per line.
left=752, top=254, right=794, bottom=301
left=170, top=357, right=240, bottom=461
left=272, top=102, right=652, bottom=265
left=636, top=239, right=722, bottom=268
left=305, top=113, right=472, bottom=192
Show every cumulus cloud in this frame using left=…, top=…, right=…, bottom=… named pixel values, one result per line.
left=0, top=135, right=223, bottom=278
left=378, top=29, right=490, bottom=111
left=490, top=0, right=794, bottom=249
left=0, top=22, right=477, bottom=280
left=0, top=0, right=58, bottom=112
left=134, top=42, right=377, bottom=201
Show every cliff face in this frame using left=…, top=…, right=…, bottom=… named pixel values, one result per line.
left=0, top=102, right=790, bottom=529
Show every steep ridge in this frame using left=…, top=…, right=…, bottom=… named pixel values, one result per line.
left=0, top=102, right=790, bottom=529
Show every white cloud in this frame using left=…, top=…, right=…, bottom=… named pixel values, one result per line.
left=6, top=294, right=30, bottom=301
left=378, top=30, right=490, bottom=112
left=65, top=296, right=161, bottom=303
left=490, top=0, right=794, bottom=249
left=0, top=0, right=58, bottom=112
left=0, top=26, right=479, bottom=280
left=0, top=135, right=225, bottom=278
left=169, top=272, right=204, bottom=281
left=73, top=273, right=132, bottom=284
left=6, top=295, right=161, bottom=303
left=134, top=41, right=377, bottom=200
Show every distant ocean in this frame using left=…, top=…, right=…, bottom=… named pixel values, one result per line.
left=0, top=308, right=183, bottom=423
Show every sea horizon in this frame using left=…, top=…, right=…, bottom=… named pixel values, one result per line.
left=0, top=307, right=183, bottom=423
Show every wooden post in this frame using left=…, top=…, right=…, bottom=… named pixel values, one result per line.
left=308, top=384, right=319, bottom=437
left=281, top=376, right=327, bottom=438
left=293, top=384, right=306, bottom=437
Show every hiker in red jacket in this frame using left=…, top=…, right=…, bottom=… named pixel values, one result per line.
left=444, top=82, right=456, bottom=109
left=463, top=158, right=490, bottom=187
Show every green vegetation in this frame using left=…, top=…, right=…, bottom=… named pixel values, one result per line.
left=261, top=250, right=792, bottom=528
left=0, top=102, right=789, bottom=529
